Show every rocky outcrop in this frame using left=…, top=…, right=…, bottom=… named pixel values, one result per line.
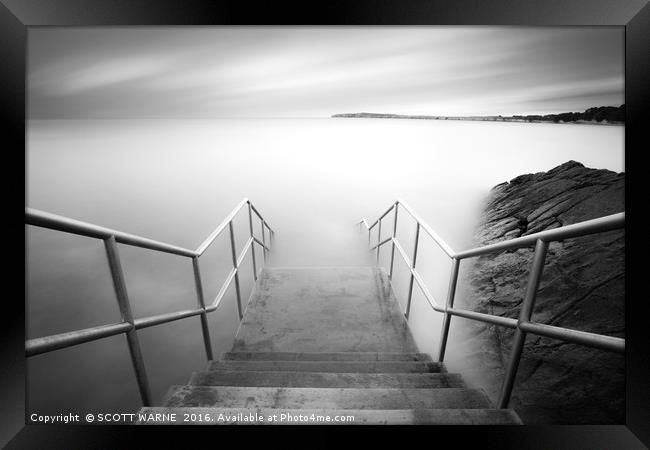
left=457, top=161, right=625, bottom=424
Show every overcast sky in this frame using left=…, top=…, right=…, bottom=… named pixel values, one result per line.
left=28, top=27, right=624, bottom=119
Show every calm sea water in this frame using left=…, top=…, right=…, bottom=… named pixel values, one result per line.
left=26, top=118, right=623, bottom=414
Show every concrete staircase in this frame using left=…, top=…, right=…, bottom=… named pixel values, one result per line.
left=137, top=267, right=522, bottom=425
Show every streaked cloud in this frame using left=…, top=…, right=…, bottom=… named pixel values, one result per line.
left=28, top=27, right=623, bottom=118
left=46, top=59, right=170, bottom=95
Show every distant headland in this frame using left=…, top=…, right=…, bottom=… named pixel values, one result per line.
left=332, top=105, right=624, bottom=125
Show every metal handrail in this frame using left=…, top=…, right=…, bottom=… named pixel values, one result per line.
left=26, top=208, right=198, bottom=257
left=359, top=199, right=625, bottom=409
left=25, top=198, right=274, bottom=407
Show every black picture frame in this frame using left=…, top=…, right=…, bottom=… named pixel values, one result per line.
left=3, top=0, right=648, bottom=447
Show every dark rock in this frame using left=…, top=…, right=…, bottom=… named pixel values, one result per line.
left=457, top=161, right=624, bottom=424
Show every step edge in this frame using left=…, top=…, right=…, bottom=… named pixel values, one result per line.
left=165, top=385, right=491, bottom=405
left=188, top=371, right=467, bottom=387
left=219, top=351, right=434, bottom=360
left=135, top=407, right=522, bottom=425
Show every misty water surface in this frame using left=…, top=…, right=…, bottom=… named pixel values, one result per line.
left=26, top=118, right=623, bottom=414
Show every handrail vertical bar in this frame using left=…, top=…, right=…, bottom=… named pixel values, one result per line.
left=229, top=221, right=244, bottom=320
left=247, top=202, right=258, bottom=281
left=404, top=222, right=421, bottom=319
left=438, top=258, right=460, bottom=362
left=192, top=256, right=213, bottom=361
left=497, top=239, right=549, bottom=408
left=103, top=236, right=152, bottom=406
left=376, top=219, right=382, bottom=264
left=388, top=202, right=399, bottom=279
left=261, top=218, right=267, bottom=263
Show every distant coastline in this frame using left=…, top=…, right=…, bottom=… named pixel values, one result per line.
left=332, top=105, right=624, bottom=125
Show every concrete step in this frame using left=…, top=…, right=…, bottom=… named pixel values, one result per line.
left=219, top=352, right=433, bottom=362
left=190, top=370, right=465, bottom=388
left=163, top=386, right=492, bottom=409
left=206, top=360, right=444, bottom=373
left=136, top=407, right=523, bottom=425
left=232, top=267, right=420, bottom=353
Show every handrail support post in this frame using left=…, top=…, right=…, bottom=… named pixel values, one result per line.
left=104, top=236, right=152, bottom=407
left=438, top=258, right=460, bottom=362
left=247, top=202, right=258, bottom=281
left=192, top=256, right=213, bottom=361
left=497, top=239, right=549, bottom=408
left=229, top=222, right=244, bottom=320
left=376, top=219, right=382, bottom=264
left=261, top=219, right=267, bottom=263
left=404, top=222, right=421, bottom=319
left=388, top=203, right=399, bottom=279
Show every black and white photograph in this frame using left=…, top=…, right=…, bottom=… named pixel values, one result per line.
left=22, top=25, right=628, bottom=427
left=1, top=0, right=646, bottom=443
